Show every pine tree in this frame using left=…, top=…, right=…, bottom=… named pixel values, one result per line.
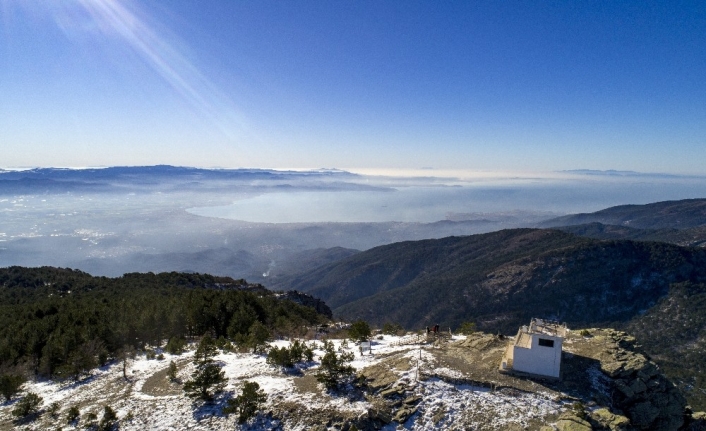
left=118, top=345, right=136, bottom=380
left=66, top=405, right=80, bottom=424
left=315, top=342, right=355, bottom=390
left=167, top=360, right=178, bottom=381
left=12, top=392, right=43, bottom=419
left=183, top=335, right=226, bottom=401
left=348, top=320, right=371, bottom=342
left=0, top=373, right=25, bottom=402
left=247, top=321, right=270, bottom=354
left=98, top=405, right=117, bottom=431
left=183, top=363, right=227, bottom=401
left=222, top=381, right=267, bottom=424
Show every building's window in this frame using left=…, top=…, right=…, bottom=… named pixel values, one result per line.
left=538, top=338, right=554, bottom=348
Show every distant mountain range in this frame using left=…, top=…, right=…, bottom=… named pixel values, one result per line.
left=0, top=165, right=380, bottom=195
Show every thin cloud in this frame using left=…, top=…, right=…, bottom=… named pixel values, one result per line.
left=5, top=0, right=247, bottom=140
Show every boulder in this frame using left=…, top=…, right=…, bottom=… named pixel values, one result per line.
left=393, top=406, right=417, bottom=423
left=601, top=361, right=624, bottom=378
left=556, top=412, right=593, bottom=431
left=367, top=407, right=392, bottom=424
left=402, top=395, right=422, bottom=405
left=379, top=386, right=404, bottom=398
left=590, top=408, right=630, bottom=431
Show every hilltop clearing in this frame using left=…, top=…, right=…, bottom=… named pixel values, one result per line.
left=1, top=329, right=702, bottom=430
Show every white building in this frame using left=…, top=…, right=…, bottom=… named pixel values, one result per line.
left=500, top=318, right=566, bottom=379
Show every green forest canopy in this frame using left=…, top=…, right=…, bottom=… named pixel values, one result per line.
left=0, top=266, right=328, bottom=379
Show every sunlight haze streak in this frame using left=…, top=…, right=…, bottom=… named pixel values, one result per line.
left=7, top=0, right=246, bottom=140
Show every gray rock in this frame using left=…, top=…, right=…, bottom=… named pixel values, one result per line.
left=380, top=387, right=404, bottom=398
left=590, top=408, right=630, bottom=431
left=629, top=378, right=647, bottom=394
left=393, top=406, right=417, bottom=423
left=402, top=395, right=422, bottom=405
left=601, top=361, right=624, bottom=378
left=368, top=407, right=392, bottom=424
left=556, top=413, right=593, bottom=431
left=629, top=401, right=660, bottom=428
left=613, top=380, right=634, bottom=399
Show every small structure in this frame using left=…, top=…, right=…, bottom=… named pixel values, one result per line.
left=360, top=341, right=372, bottom=355
left=500, top=318, right=566, bottom=379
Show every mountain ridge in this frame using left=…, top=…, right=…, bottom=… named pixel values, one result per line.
left=538, top=198, right=706, bottom=229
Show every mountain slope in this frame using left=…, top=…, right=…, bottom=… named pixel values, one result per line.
left=282, top=229, right=706, bottom=334
left=538, top=198, right=706, bottom=229
left=557, top=222, right=706, bottom=248
left=625, top=281, right=706, bottom=410
left=284, top=229, right=587, bottom=312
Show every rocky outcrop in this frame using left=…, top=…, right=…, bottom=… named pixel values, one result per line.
left=684, top=412, right=706, bottom=431
left=598, top=331, right=686, bottom=431
left=589, top=408, right=630, bottom=431
left=556, top=412, right=593, bottom=431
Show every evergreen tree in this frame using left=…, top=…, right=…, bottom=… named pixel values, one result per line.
left=183, top=362, right=227, bottom=401
left=222, top=381, right=267, bottom=424
left=348, top=320, right=371, bottom=342
left=457, top=321, right=476, bottom=335
left=66, top=405, right=80, bottom=424
left=194, top=334, right=218, bottom=364
left=247, top=321, right=270, bottom=354
left=118, top=345, right=136, bottom=380
left=165, top=336, right=186, bottom=355
left=315, top=342, right=355, bottom=390
left=12, top=392, right=43, bottom=419
left=47, top=401, right=60, bottom=418
left=98, top=405, right=117, bottom=431
left=0, top=373, right=25, bottom=402
left=0, top=267, right=327, bottom=381
left=167, top=360, right=178, bottom=381
left=183, top=335, right=226, bottom=401
left=266, top=346, right=294, bottom=368
left=266, top=340, right=308, bottom=369
left=382, top=322, right=403, bottom=335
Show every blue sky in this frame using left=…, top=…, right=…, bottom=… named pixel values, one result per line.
left=1, top=0, right=705, bottom=175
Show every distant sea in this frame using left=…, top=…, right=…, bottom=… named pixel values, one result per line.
left=187, top=178, right=706, bottom=223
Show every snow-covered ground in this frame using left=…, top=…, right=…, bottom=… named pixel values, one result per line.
left=1, top=335, right=567, bottom=430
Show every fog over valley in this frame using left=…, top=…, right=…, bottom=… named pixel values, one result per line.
left=3, top=166, right=706, bottom=283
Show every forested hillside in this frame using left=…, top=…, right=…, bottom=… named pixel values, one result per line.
left=626, top=281, right=706, bottom=410
left=0, top=267, right=327, bottom=379
left=557, top=222, right=706, bottom=248
left=538, top=198, right=706, bottom=229
left=281, top=229, right=706, bottom=333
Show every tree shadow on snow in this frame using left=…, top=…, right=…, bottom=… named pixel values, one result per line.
left=191, top=391, right=231, bottom=422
